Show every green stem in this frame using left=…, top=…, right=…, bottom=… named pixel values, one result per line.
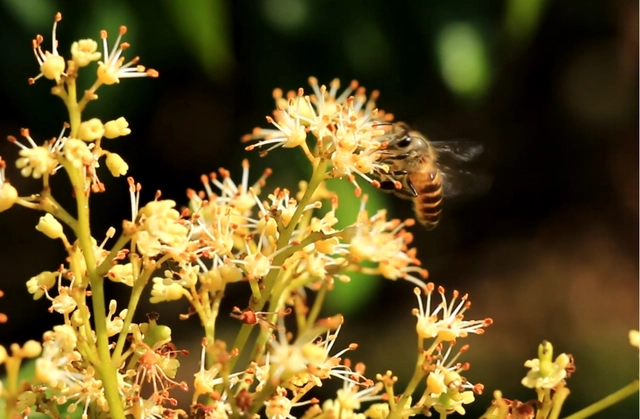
left=305, top=280, right=328, bottom=329
left=61, top=161, right=126, bottom=419
left=248, top=381, right=277, bottom=416
left=227, top=159, right=328, bottom=372
left=40, top=196, right=77, bottom=230
left=112, top=270, right=149, bottom=364
left=388, top=336, right=442, bottom=419
left=548, top=386, right=570, bottom=419
left=204, top=293, right=223, bottom=348
left=65, top=79, right=81, bottom=137
left=562, top=380, right=638, bottom=419
left=388, top=351, right=427, bottom=419
left=96, top=232, right=133, bottom=276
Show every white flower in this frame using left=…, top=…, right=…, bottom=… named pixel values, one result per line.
left=96, top=26, right=158, bottom=85
left=8, top=128, right=61, bottom=179
left=413, top=284, right=493, bottom=342
left=521, top=341, right=571, bottom=389
left=29, top=13, right=66, bottom=84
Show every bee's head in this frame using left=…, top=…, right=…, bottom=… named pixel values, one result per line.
left=388, top=131, right=430, bottom=155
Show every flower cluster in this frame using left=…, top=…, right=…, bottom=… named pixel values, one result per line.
left=2, top=12, right=637, bottom=419
left=242, top=77, right=396, bottom=196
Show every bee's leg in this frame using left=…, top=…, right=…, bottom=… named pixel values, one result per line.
left=381, top=171, right=417, bottom=198
left=381, top=153, right=410, bottom=164
left=405, top=178, right=418, bottom=197
left=378, top=180, right=400, bottom=191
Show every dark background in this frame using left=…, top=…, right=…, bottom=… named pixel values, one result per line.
left=0, top=0, right=638, bottom=417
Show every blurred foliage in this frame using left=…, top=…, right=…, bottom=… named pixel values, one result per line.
left=0, top=0, right=637, bottom=417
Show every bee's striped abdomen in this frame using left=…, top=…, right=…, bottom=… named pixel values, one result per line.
left=412, top=169, right=443, bottom=229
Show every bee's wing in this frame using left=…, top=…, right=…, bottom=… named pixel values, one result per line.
left=439, top=167, right=492, bottom=198
left=432, top=140, right=484, bottom=162
left=431, top=140, right=491, bottom=198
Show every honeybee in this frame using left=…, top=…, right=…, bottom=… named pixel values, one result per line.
left=377, top=123, right=487, bottom=229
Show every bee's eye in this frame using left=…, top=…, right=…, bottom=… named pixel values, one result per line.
left=396, top=136, right=412, bottom=148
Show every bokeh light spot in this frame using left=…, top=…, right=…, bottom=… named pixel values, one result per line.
left=436, top=22, right=491, bottom=101
left=262, top=0, right=307, bottom=31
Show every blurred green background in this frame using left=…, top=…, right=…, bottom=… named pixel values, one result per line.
left=0, top=0, right=638, bottom=417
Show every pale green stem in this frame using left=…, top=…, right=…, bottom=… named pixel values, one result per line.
left=65, top=80, right=81, bottom=138
left=227, top=159, right=328, bottom=372
left=248, top=381, right=277, bottom=417
left=39, top=196, right=77, bottom=229
left=62, top=80, right=126, bottom=419
left=222, top=367, right=241, bottom=419
left=537, top=388, right=553, bottom=419
left=562, top=380, right=639, bottom=419
left=112, top=271, right=150, bottom=364
left=3, top=356, right=21, bottom=419
left=250, top=229, right=341, bottom=362
left=95, top=232, right=133, bottom=276
left=388, top=337, right=443, bottom=419
left=548, top=386, right=570, bottom=419
left=203, top=300, right=220, bottom=368
left=388, top=351, right=427, bottom=419
left=305, top=280, right=328, bottom=329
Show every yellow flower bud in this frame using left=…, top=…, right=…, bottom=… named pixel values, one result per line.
left=0, top=181, right=18, bottom=212
left=104, top=117, right=131, bottom=139
left=71, top=39, right=101, bottom=67
left=21, top=340, right=42, bottom=358
left=77, top=118, right=105, bottom=141
left=0, top=345, right=7, bottom=364
left=26, top=271, right=57, bottom=300
left=105, top=153, right=129, bottom=177
left=630, top=330, right=639, bottom=348
left=36, top=213, right=65, bottom=240
left=220, top=265, right=243, bottom=283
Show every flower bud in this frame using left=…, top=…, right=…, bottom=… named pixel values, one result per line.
left=104, top=117, right=131, bottom=139
left=105, top=153, right=129, bottom=177
left=26, top=271, right=57, bottom=300
left=21, top=340, right=42, bottom=358
left=71, top=39, right=101, bottom=67
left=77, top=118, right=105, bottom=141
left=0, top=345, right=7, bottom=364
left=36, top=213, right=65, bottom=240
left=0, top=181, right=18, bottom=212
